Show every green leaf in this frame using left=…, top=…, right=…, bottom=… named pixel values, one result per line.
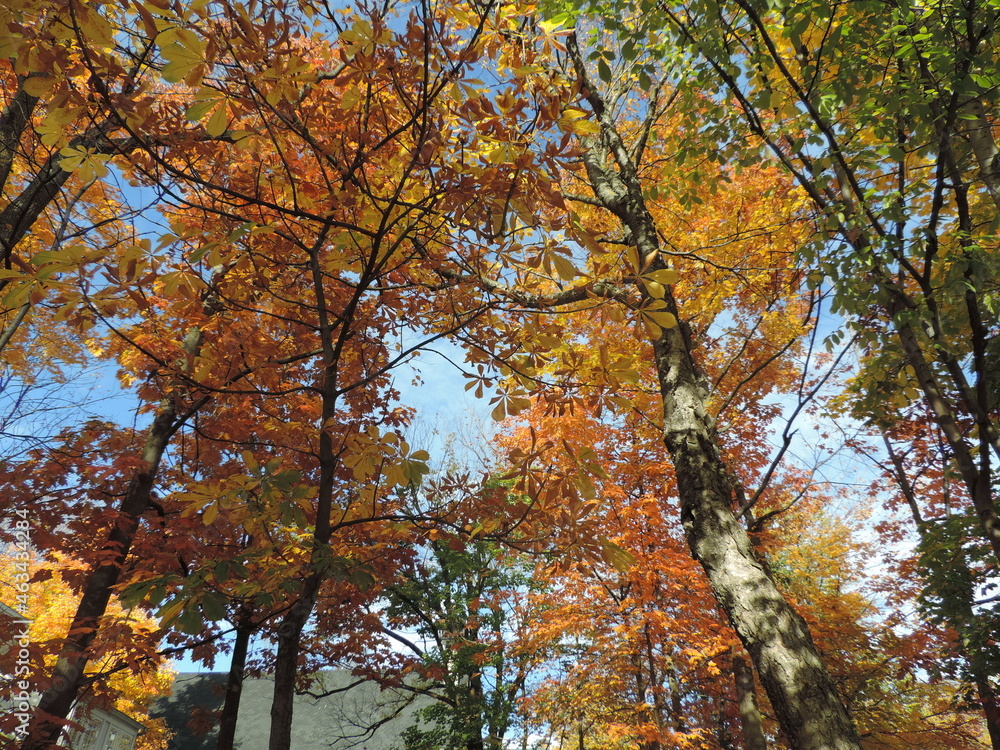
left=201, top=592, right=228, bottom=621
left=597, top=58, right=612, bottom=82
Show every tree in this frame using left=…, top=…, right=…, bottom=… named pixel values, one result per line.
left=4, top=2, right=579, bottom=748
left=576, top=1, right=1000, bottom=738
left=6, top=1, right=991, bottom=749
left=854, top=415, right=1000, bottom=746
left=472, top=25, right=864, bottom=746
left=384, top=534, right=535, bottom=750
left=505, top=402, right=989, bottom=749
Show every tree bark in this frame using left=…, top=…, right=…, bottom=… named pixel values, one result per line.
left=653, top=317, right=860, bottom=750
left=269, top=584, right=319, bottom=750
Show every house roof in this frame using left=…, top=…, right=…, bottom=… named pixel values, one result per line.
left=150, top=670, right=433, bottom=750
left=0, top=601, right=26, bottom=621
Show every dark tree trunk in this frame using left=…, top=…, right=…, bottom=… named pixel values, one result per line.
left=268, top=585, right=319, bottom=750
left=216, top=605, right=256, bottom=750
left=268, top=234, right=344, bottom=750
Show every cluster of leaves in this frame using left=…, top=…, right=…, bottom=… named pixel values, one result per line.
left=0, top=552, right=173, bottom=750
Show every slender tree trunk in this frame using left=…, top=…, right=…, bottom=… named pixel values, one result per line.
left=268, top=234, right=340, bottom=750
left=641, top=623, right=667, bottom=747
left=565, top=34, right=862, bottom=750
left=890, top=313, right=1000, bottom=569
left=269, top=584, right=319, bottom=750
left=217, top=604, right=255, bottom=750
left=22, top=405, right=179, bottom=750
left=468, top=653, right=487, bottom=750
left=733, top=653, right=767, bottom=750
left=716, top=691, right=735, bottom=750
left=665, top=660, right=687, bottom=735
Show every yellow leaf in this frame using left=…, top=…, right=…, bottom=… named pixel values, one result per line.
left=241, top=450, right=259, bottom=472
left=576, top=475, right=597, bottom=500
left=552, top=254, right=576, bottom=281
left=625, top=247, right=641, bottom=273
left=205, top=102, right=229, bottom=137
left=617, top=369, right=640, bottom=385
left=645, top=268, right=679, bottom=285
left=22, top=74, right=52, bottom=98
left=646, top=310, right=678, bottom=329
left=539, top=16, right=569, bottom=34
left=203, top=502, right=219, bottom=525
left=161, top=41, right=204, bottom=84
left=600, top=538, right=636, bottom=573
left=340, top=87, right=362, bottom=110
left=186, top=96, right=221, bottom=122
left=536, top=334, right=562, bottom=349
left=643, top=279, right=665, bottom=298
left=76, top=6, right=114, bottom=46
left=563, top=117, right=601, bottom=135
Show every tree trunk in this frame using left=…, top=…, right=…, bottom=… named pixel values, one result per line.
left=268, top=584, right=319, bottom=750
left=268, top=238, right=342, bottom=750
left=22, top=405, right=179, bottom=750
left=733, top=653, right=767, bottom=750
left=217, top=605, right=256, bottom=750
left=22, top=330, right=205, bottom=750
left=653, top=319, right=860, bottom=750
left=972, top=674, right=1000, bottom=750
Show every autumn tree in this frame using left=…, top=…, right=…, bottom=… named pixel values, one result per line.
left=4, top=2, right=585, bottom=749
left=560, top=1, right=1000, bottom=743
left=505, top=403, right=988, bottom=749
left=9, top=2, right=994, bottom=750
left=452, top=18, right=869, bottom=744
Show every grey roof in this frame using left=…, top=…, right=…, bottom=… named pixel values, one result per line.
left=150, top=671, right=434, bottom=750
left=0, top=601, right=25, bottom=621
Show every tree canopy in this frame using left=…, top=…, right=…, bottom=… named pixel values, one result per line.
left=1, top=0, right=998, bottom=749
